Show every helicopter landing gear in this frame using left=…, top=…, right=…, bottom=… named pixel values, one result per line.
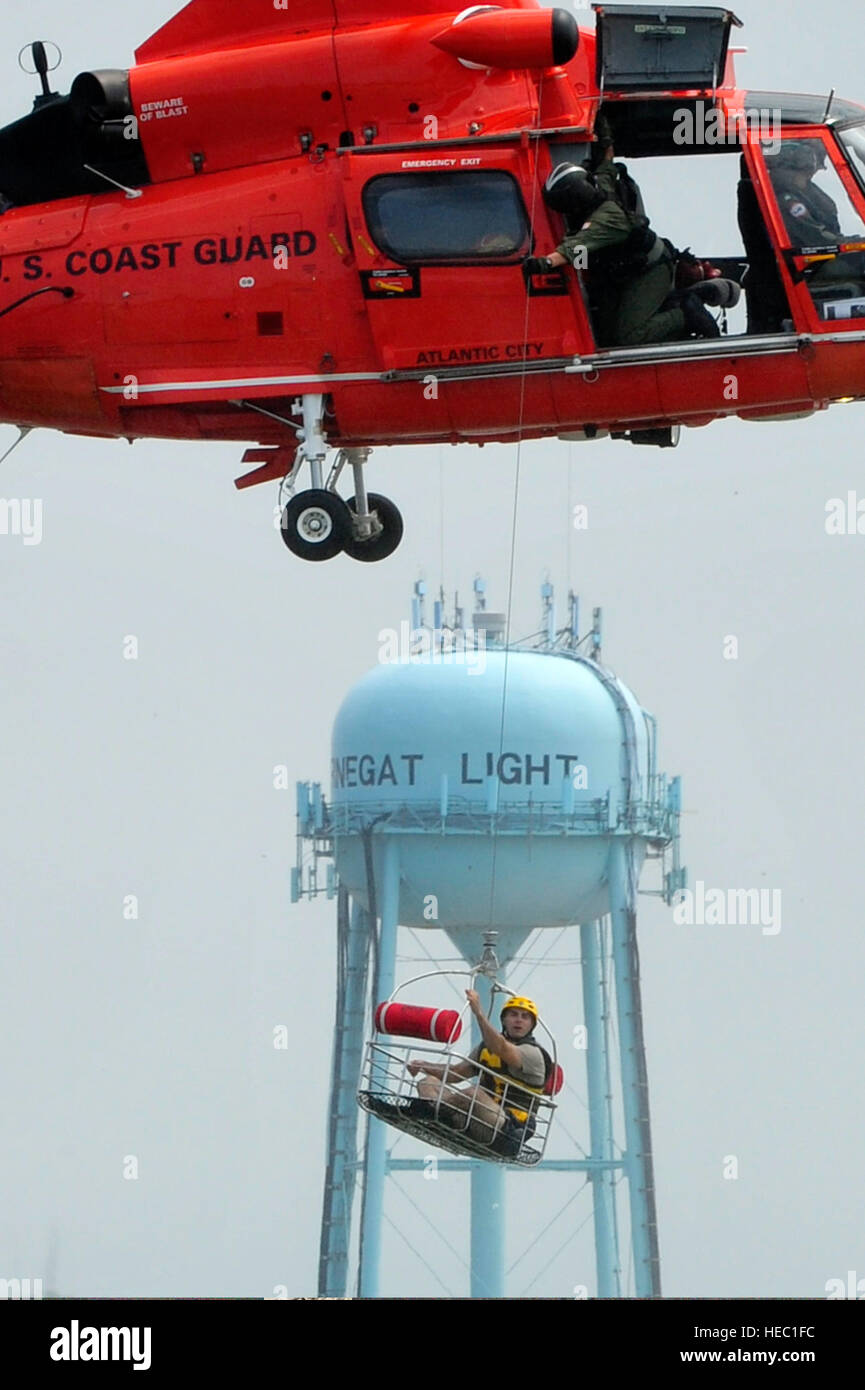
left=276, top=397, right=403, bottom=563
left=281, top=489, right=353, bottom=562
left=343, top=493, right=404, bottom=563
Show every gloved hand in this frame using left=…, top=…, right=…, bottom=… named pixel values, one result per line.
left=676, top=249, right=723, bottom=290
left=523, top=256, right=555, bottom=279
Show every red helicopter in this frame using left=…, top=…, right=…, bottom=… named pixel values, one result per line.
left=1, top=0, right=864, bottom=562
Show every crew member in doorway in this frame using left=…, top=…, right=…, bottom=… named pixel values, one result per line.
left=525, top=163, right=723, bottom=345
left=407, top=992, right=547, bottom=1155
left=589, top=114, right=646, bottom=220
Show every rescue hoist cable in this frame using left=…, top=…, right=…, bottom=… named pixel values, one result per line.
left=355, top=821, right=381, bottom=1296
left=405, top=928, right=468, bottom=1006
left=485, top=74, right=547, bottom=931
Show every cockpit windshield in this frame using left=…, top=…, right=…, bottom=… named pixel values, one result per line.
left=837, top=124, right=865, bottom=196
left=763, top=137, right=865, bottom=246
left=763, top=133, right=865, bottom=321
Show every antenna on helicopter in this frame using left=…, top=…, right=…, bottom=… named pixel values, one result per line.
left=19, top=41, right=63, bottom=110
left=82, top=164, right=144, bottom=200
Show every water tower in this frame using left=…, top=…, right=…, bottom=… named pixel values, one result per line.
left=293, top=580, right=684, bottom=1298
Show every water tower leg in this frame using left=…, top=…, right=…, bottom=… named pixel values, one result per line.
left=358, top=838, right=400, bottom=1299
left=580, top=919, right=621, bottom=1297
left=471, top=1163, right=505, bottom=1297
left=608, top=839, right=662, bottom=1297
left=470, top=974, right=505, bottom=1298
left=318, top=891, right=371, bottom=1297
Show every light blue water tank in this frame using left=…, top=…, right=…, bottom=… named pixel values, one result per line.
left=330, top=651, right=652, bottom=930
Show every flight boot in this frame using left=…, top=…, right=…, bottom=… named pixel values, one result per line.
left=681, top=291, right=722, bottom=339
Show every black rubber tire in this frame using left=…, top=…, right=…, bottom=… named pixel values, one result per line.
left=342, top=493, right=404, bottom=563
left=280, top=490, right=352, bottom=561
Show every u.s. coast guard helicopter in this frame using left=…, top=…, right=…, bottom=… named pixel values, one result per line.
left=1, top=1, right=864, bottom=561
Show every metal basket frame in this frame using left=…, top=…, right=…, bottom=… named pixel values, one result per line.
left=358, top=969, right=559, bottom=1166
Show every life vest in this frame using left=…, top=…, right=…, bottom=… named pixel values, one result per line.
left=584, top=206, right=664, bottom=282
left=589, top=160, right=662, bottom=278
left=477, top=1037, right=550, bottom=1125
left=611, top=162, right=646, bottom=221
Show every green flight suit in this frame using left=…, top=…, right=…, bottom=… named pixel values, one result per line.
left=594, top=159, right=646, bottom=219
left=557, top=198, right=685, bottom=347
left=772, top=171, right=841, bottom=248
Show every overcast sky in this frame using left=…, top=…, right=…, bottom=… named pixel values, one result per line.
left=2, top=0, right=864, bottom=1300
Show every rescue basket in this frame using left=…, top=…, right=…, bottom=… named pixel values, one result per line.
left=357, top=970, right=562, bottom=1167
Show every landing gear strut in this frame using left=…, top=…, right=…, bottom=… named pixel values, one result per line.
left=276, top=395, right=404, bottom=564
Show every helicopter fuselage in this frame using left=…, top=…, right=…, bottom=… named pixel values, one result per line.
left=2, top=0, right=865, bottom=560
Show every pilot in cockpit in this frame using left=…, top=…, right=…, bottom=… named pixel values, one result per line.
left=766, top=141, right=842, bottom=247
left=765, top=139, right=865, bottom=295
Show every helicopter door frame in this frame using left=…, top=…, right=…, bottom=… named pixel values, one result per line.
left=749, top=125, right=865, bottom=335
left=534, top=139, right=604, bottom=354
left=339, top=142, right=591, bottom=375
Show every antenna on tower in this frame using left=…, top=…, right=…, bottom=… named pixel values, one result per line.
left=568, top=591, right=580, bottom=650
left=541, top=579, right=555, bottom=648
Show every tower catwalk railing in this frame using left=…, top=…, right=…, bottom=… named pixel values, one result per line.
left=322, top=793, right=677, bottom=838
left=294, top=781, right=685, bottom=910
left=625, top=901, right=663, bottom=1296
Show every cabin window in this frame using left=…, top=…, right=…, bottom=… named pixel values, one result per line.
left=763, top=137, right=865, bottom=320
left=362, top=171, right=530, bottom=265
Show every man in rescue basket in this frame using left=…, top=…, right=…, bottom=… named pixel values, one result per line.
left=407, top=991, right=549, bottom=1157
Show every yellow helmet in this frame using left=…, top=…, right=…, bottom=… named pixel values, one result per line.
left=500, top=995, right=539, bottom=1024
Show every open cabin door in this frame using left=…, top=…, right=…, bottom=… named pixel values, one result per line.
left=593, top=4, right=743, bottom=93
left=341, top=144, right=588, bottom=376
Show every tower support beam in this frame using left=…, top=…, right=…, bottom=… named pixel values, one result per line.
left=580, top=918, right=622, bottom=1297
left=470, top=975, right=505, bottom=1297
left=358, top=838, right=400, bottom=1298
left=608, top=839, right=662, bottom=1297
left=318, top=892, right=372, bottom=1296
